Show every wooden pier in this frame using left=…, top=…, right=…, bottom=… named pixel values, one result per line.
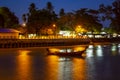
left=0, top=37, right=120, bottom=48
left=0, top=38, right=90, bottom=48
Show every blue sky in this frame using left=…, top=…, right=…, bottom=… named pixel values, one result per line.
left=0, top=0, right=114, bottom=23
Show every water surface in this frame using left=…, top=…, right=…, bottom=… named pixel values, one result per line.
left=0, top=44, right=120, bottom=80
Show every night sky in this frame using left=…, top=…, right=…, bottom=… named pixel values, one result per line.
left=0, top=0, right=114, bottom=23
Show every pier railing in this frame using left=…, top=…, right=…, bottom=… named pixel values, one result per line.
left=0, top=37, right=120, bottom=48
left=0, top=38, right=90, bottom=48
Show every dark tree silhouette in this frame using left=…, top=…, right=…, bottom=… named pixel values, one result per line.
left=26, top=2, right=57, bottom=35
left=74, top=8, right=102, bottom=33
left=110, top=1, right=120, bottom=33
left=0, top=14, right=4, bottom=28
left=46, top=2, right=54, bottom=13
left=59, top=8, right=65, bottom=17
left=0, top=7, right=19, bottom=28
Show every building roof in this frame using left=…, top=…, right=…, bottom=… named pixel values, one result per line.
left=0, top=28, right=20, bottom=33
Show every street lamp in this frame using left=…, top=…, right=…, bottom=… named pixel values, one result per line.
left=53, top=24, right=56, bottom=27
left=53, top=24, right=56, bottom=33
left=22, top=22, right=26, bottom=27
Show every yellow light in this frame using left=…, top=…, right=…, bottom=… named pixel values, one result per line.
left=49, top=48, right=59, bottom=53
left=78, top=25, right=81, bottom=28
left=75, top=25, right=86, bottom=33
left=22, top=23, right=26, bottom=27
left=47, top=29, right=53, bottom=34
left=18, top=50, right=31, bottom=56
left=53, top=24, right=56, bottom=27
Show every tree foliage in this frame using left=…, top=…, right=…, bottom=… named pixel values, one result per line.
left=110, top=1, right=120, bottom=33
left=74, top=8, right=102, bottom=32
left=0, top=14, right=4, bottom=27
left=21, top=1, right=120, bottom=35
left=0, top=7, right=19, bottom=28
left=26, top=3, right=57, bottom=35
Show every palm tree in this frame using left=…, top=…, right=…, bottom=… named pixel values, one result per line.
left=22, top=14, right=27, bottom=24
left=59, top=8, right=65, bottom=17
left=46, top=2, right=54, bottom=13
left=28, top=3, right=36, bottom=15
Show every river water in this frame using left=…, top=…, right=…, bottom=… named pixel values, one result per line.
left=0, top=43, right=120, bottom=80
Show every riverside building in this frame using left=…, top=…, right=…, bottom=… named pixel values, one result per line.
left=0, top=28, right=20, bottom=39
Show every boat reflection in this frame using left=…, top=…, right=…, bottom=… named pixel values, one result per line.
left=46, top=55, right=86, bottom=80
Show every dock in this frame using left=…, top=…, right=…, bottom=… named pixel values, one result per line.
left=0, top=38, right=90, bottom=48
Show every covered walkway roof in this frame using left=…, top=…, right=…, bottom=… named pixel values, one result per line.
left=0, top=28, right=20, bottom=33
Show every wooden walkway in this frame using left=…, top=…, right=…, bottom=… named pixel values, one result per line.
left=0, top=38, right=90, bottom=48
left=0, top=37, right=120, bottom=48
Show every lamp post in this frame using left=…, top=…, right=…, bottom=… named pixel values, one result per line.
left=22, top=22, right=26, bottom=27
left=53, top=24, right=57, bottom=37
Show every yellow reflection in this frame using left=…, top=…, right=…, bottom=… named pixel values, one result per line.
left=18, top=50, right=31, bottom=56
left=72, top=58, right=86, bottom=80
left=49, top=48, right=59, bottom=53
left=45, top=56, right=59, bottom=80
left=16, top=50, right=32, bottom=80
left=46, top=55, right=87, bottom=80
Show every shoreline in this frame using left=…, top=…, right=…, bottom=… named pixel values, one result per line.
left=0, top=37, right=120, bottom=48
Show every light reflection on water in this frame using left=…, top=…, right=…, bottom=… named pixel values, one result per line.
left=86, top=45, right=103, bottom=57
left=45, top=56, right=59, bottom=80
left=16, top=50, right=33, bottom=80
left=45, top=56, right=86, bottom=80
left=0, top=44, right=120, bottom=80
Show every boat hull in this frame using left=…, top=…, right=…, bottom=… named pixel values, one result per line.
left=47, top=50, right=85, bottom=56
